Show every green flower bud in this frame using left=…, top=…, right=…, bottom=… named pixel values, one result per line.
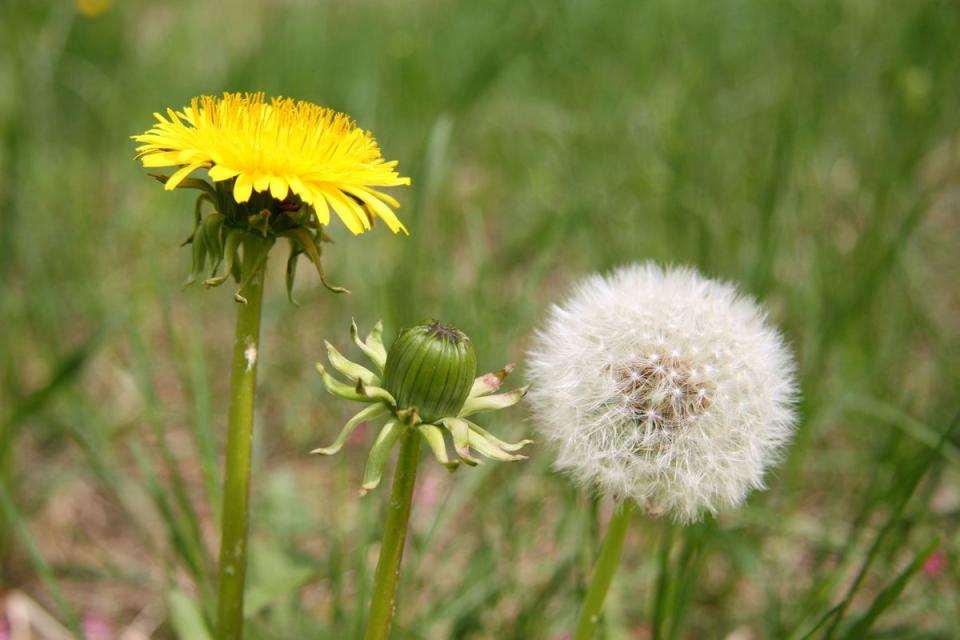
left=315, top=319, right=530, bottom=488
left=383, top=321, right=478, bottom=423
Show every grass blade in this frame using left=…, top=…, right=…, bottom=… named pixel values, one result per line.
left=818, top=409, right=960, bottom=639
left=841, top=537, right=940, bottom=638
left=0, top=477, right=83, bottom=638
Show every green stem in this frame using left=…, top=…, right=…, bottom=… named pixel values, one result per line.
left=364, top=427, right=421, bottom=640
left=216, top=265, right=266, bottom=640
left=573, top=500, right=637, bottom=640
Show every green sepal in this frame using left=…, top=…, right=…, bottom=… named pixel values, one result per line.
left=395, top=406, right=421, bottom=426
left=464, top=419, right=533, bottom=453
left=325, top=340, right=380, bottom=386
left=354, top=379, right=397, bottom=406
left=150, top=173, right=218, bottom=198
left=459, top=385, right=529, bottom=418
left=467, top=428, right=528, bottom=462
left=438, top=417, right=480, bottom=466
left=186, top=221, right=208, bottom=286
left=247, top=209, right=272, bottom=237
left=201, top=212, right=226, bottom=275
left=311, top=403, right=388, bottom=456
left=316, top=363, right=376, bottom=403
left=360, top=420, right=403, bottom=495
left=468, top=364, right=515, bottom=399
left=351, top=319, right=387, bottom=372
left=234, top=234, right=275, bottom=304
left=193, top=192, right=215, bottom=229
left=419, top=423, right=459, bottom=471
left=285, top=240, right=303, bottom=305
left=185, top=203, right=225, bottom=286
left=205, top=229, right=244, bottom=288
left=286, top=227, right=349, bottom=294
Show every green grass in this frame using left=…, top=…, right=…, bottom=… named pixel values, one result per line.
left=1, top=0, right=958, bottom=637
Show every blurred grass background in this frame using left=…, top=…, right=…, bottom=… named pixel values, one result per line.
left=1, top=0, right=958, bottom=638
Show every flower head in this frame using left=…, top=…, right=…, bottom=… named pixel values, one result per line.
left=314, top=320, right=530, bottom=494
left=76, top=0, right=112, bottom=17
left=133, top=92, right=409, bottom=235
left=132, top=93, right=410, bottom=300
left=527, top=263, right=797, bottom=523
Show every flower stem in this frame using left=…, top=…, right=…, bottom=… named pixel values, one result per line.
left=216, top=265, right=266, bottom=640
left=364, top=426, right=421, bottom=640
left=573, top=500, right=637, bottom=640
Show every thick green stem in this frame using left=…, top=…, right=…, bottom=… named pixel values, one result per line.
left=364, top=427, right=421, bottom=640
left=216, top=266, right=266, bottom=640
left=573, top=500, right=637, bottom=640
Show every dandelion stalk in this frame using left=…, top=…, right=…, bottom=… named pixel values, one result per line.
left=364, top=426, right=421, bottom=640
left=215, top=262, right=265, bottom=640
left=573, top=500, right=636, bottom=640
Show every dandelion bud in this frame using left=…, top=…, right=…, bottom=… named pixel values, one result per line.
left=314, top=320, right=529, bottom=492
left=383, top=321, right=478, bottom=423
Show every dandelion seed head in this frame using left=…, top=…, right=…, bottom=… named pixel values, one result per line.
left=527, top=263, right=798, bottom=523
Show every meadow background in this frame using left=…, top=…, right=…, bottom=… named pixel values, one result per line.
left=1, top=0, right=958, bottom=638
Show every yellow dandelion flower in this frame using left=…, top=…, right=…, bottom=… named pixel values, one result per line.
left=133, top=92, right=410, bottom=235
left=76, top=0, right=112, bottom=17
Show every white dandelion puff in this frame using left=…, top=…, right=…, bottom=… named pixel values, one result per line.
left=527, top=262, right=798, bottom=523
